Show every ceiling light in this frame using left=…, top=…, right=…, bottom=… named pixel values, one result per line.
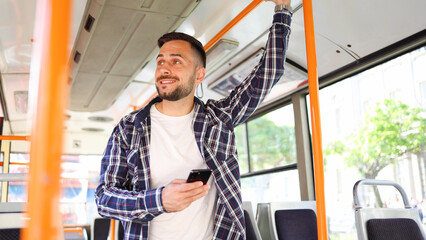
left=88, top=116, right=114, bottom=122
left=0, top=52, right=7, bottom=73
left=208, top=49, right=263, bottom=96
left=14, top=91, right=28, bottom=113
left=82, top=127, right=104, bottom=132
left=206, top=39, right=239, bottom=70
left=208, top=48, right=307, bottom=96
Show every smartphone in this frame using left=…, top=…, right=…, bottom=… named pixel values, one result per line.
left=186, top=169, right=212, bottom=185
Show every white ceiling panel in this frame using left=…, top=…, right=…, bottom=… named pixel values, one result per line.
left=311, top=0, right=426, bottom=60
left=69, top=0, right=200, bottom=111
left=286, top=15, right=357, bottom=78
left=87, top=75, right=130, bottom=110
left=108, top=13, right=179, bottom=75
left=0, top=0, right=36, bottom=74
left=1, top=73, right=29, bottom=119
left=70, top=72, right=104, bottom=108
left=107, top=0, right=199, bottom=17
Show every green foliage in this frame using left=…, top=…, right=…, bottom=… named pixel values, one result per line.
left=234, top=125, right=249, bottom=171
left=324, top=140, right=345, bottom=156
left=247, top=116, right=296, bottom=170
left=324, top=99, right=425, bottom=207
left=325, top=99, right=425, bottom=179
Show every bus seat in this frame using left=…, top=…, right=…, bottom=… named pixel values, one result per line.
left=64, top=227, right=88, bottom=240
left=92, top=218, right=110, bottom=240
left=0, top=228, right=21, bottom=240
left=0, top=202, right=26, bottom=240
left=243, top=201, right=262, bottom=240
left=256, top=201, right=317, bottom=240
left=353, top=179, right=426, bottom=240
left=118, top=220, right=124, bottom=240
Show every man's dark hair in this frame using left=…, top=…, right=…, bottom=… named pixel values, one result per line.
left=158, top=32, right=206, bottom=68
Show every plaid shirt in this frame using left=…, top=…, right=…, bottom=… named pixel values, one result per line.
left=96, top=10, right=292, bottom=240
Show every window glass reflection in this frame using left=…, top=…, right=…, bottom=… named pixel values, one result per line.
left=242, top=170, right=300, bottom=209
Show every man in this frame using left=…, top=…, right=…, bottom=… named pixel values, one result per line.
left=96, top=0, right=292, bottom=239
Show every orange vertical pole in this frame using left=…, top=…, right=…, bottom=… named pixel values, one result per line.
left=22, top=0, right=71, bottom=239
left=302, top=0, right=328, bottom=239
left=110, top=219, right=116, bottom=240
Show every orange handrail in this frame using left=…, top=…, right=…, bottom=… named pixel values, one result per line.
left=64, top=228, right=84, bottom=236
left=0, top=135, right=30, bottom=141
left=303, top=0, right=328, bottom=239
left=135, top=0, right=263, bottom=110
left=22, top=0, right=71, bottom=239
left=203, top=0, right=263, bottom=51
left=0, top=162, right=29, bottom=167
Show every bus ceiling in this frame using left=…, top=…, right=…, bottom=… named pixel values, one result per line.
left=68, top=0, right=201, bottom=112
left=0, top=0, right=425, bottom=138
left=68, top=0, right=426, bottom=112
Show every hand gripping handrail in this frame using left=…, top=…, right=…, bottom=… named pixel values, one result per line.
left=353, top=179, right=412, bottom=210
left=138, top=0, right=264, bottom=110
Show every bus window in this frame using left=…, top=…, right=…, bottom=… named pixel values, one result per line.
left=247, top=104, right=297, bottom=171
left=60, top=155, right=101, bottom=225
left=235, top=125, right=249, bottom=174
left=8, top=153, right=29, bottom=202
left=236, top=104, right=300, bottom=208
left=307, top=46, right=426, bottom=239
left=413, top=51, right=426, bottom=105
left=0, top=153, right=3, bottom=199
left=5, top=153, right=101, bottom=225
left=241, top=169, right=300, bottom=206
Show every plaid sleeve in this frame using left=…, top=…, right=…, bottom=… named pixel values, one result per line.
left=95, top=118, right=165, bottom=222
left=213, top=10, right=292, bottom=127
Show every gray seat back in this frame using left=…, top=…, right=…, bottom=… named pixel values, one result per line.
left=353, top=179, right=426, bottom=240
left=256, top=201, right=317, bottom=240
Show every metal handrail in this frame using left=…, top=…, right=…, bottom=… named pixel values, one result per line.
left=0, top=135, right=30, bottom=141
left=353, top=179, right=412, bottom=210
left=0, top=173, right=26, bottom=182
left=0, top=202, right=25, bottom=213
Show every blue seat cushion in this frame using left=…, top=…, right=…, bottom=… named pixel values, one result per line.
left=275, top=209, right=318, bottom=240
left=0, top=228, right=21, bottom=240
left=367, top=218, right=424, bottom=240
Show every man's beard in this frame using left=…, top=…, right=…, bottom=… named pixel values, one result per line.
left=156, top=73, right=196, bottom=101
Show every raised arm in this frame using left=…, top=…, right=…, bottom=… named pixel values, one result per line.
left=211, top=0, right=292, bottom=127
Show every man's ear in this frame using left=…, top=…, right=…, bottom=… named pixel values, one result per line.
left=195, top=67, right=206, bottom=85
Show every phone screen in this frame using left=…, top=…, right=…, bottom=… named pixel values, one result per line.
left=186, top=169, right=212, bottom=185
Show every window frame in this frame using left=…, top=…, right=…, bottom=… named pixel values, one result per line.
left=237, top=93, right=315, bottom=201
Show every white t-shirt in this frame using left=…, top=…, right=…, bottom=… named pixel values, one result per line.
left=149, top=105, right=217, bottom=240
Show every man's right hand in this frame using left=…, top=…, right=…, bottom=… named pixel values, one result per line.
left=265, top=0, right=291, bottom=6
left=161, top=179, right=210, bottom=212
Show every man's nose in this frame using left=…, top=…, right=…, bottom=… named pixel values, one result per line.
left=158, top=63, right=171, bottom=75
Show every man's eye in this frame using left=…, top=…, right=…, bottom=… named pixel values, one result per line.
left=174, top=60, right=181, bottom=64
left=157, top=61, right=164, bottom=65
